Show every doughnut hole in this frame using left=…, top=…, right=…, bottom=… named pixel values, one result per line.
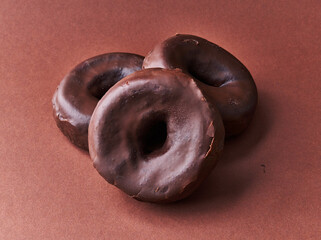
left=187, top=60, right=232, bottom=87
left=136, top=112, right=168, bottom=157
left=87, top=69, right=124, bottom=99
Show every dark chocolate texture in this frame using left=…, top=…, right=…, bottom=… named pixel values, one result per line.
left=88, top=68, right=225, bottom=203
left=143, top=34, right=258, bottom=137
left=52, top=52, right=144, bottom=150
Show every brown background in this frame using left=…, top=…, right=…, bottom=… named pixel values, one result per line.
left=0, top=0, right=320, bottom=239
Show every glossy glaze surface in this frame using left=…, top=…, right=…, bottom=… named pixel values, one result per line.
left=143, top=34, right=258, bottom=136
left=89, top=68, right=225, bottom=202
left=52, top=53, right=144, bottom=150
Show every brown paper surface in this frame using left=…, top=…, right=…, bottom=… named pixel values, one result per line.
left=0, top=0, right=320, bottom=239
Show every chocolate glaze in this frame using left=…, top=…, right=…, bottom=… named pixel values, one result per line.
left=52, top=52, right=144, bottom=150
left=88, top=68, right=225, bottom=203
left=143, top=34, right=258, bottom=137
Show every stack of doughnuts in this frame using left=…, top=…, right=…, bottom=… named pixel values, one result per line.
left=52, top=34, right=258, bottom=203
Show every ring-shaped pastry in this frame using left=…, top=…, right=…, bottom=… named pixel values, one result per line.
left=143, top=34, right=258, bottom=137
left=52, top=52, right=144, bottom=150
left=88, top=68, right=225, bottom=203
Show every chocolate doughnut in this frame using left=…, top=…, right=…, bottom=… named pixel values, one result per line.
left=88, top=68, right=225, bottom=203
left=143, top=34, right=258, bottom=137
left=52, top=53, right=144, bottom=150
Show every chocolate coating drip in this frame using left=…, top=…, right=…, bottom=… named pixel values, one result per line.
left=88, top=68, right=225, bottom=203
left=143, top=34, right=258, bottom=137
left=52, top=52, right=144, bottom=150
